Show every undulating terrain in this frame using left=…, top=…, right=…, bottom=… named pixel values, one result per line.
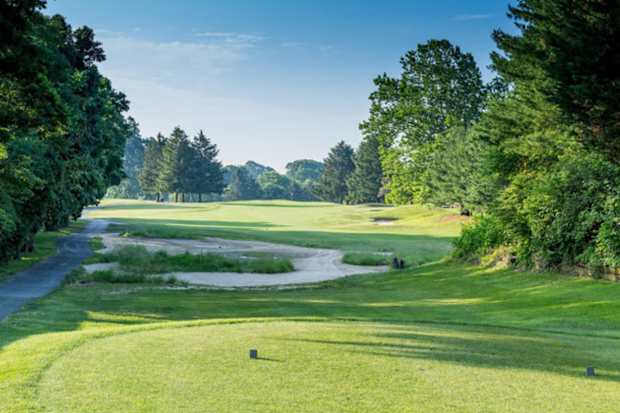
left=1, top=200, right=619, bottom=412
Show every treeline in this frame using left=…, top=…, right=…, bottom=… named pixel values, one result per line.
left=360, top=0, right=620, bottom=273
left=108, top=127, right=384, bottom=204
left=0, top=1, right=131, bottom=261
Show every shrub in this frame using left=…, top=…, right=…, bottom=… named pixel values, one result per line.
left=342, top=252, right=391, bottom=266
left=452, top=214, right=507, bottom=261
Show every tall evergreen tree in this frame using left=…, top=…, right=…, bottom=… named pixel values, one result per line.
left=189, top=130, right=224, bottom=201
left=316, top=141, right=355, bottom=203
left=346, top=135, right=383, bottom=204
left=138, top=134, right=166, bottom=201
left=157, top=127, right=193, bottom=202
left=492, top=0, right=620, bottom=161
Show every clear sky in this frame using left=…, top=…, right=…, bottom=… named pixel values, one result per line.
left=45, top=0, right=515, bottom=171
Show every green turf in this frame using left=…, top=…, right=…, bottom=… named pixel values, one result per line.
left=88, top=199, right=462, bottom=266
left=0, top=220, right=86, bottom=282
left=1, top=200, right=619, bottom=412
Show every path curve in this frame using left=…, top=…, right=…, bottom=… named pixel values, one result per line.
left=0, top=220, right=108, bottom=321
left=98, top=233, right=388, bottom=287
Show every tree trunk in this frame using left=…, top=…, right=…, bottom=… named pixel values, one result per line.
left=199, top=193, right=203, bottom=203
left=181, top=193, right=185, bottom=203
left=174, top=192, right=178, bottom=203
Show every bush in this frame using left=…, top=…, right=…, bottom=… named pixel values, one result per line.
left=452, top=214, right=507, bottom=261
left=454, top=153, right=620, bottom=272
left=342, top=252, right=391, bottom=266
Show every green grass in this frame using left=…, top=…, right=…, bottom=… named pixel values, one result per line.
left=87, top=244, right=295, bottom=274
left=87, top=199, right=463, bottom=266
left=2, top=200, right=620, bottom=412
left=0, top=220, right=86, bottom=281
left=342, top=252, right=391, bottom=266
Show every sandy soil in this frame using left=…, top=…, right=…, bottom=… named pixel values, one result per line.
left=97, top=233, right=388, bottom=287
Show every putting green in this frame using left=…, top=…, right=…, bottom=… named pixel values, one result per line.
left=39, top=321, right=620, bottom=412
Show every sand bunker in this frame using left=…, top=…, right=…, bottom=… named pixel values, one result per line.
left=96, top=233, right=388, bottom=287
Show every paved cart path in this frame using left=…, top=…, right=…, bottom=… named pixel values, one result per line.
left=0, top=220, right=108, bottom=322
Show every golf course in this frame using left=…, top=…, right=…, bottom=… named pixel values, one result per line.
left=1, top=200, right=620, bottom=412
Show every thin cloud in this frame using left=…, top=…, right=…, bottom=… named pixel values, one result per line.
left=194, top=31, right=264, bottom=43
left=452, top=14, right=492, bottom=21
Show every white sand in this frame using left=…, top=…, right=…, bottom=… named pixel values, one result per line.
left=98, top=233, right=388, bottom=287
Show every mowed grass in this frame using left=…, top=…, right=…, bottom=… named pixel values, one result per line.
left=87, top=199, right=462, bottom=265
left=2, top=200, right=620, bottom=412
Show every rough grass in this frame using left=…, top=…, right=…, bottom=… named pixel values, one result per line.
left=342, top=252, right=390, bottom=266
left=89, top=244, right=294, bottom=274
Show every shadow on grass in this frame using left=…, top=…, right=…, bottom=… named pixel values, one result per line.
left=273, top=326, right=620, bottom=382
left=3, top=260, right=620, bottom=384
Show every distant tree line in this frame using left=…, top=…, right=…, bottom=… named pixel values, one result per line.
left=0, top=1, right=131, bottom=262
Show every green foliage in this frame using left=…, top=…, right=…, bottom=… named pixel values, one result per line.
left=316, top=141, right=355, bottom=203
left=188, top=130, right=225, bottom=199
left=454, top=1, right=620, bottom=273
left=223, top=167, right=263, bottom=200
left=286, top=159, right=324, bottom=183
left=346, top=134, right=383, bottom=204
left=0, top=2, right=131, bottom=261
left=157, top=127, right=194, bottom=200
left=342, top=252, right=390, bottom=266
left=138, top=134, right=166, bottom=199
left=106, top=118, right=145, bottom=199
left=421, top=126, right=498, bottom=211
left=452, top=215, right=507, bottom=261
left=492, top=0, right=620, bottom=161
left=361, top=39, right=485, bottom=204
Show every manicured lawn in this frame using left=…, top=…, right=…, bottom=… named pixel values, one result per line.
left=0, top=220, right=86, bottom=282
left=87, top=199, right=462, bottom=265
left=1, top=200, right=619, bottom=412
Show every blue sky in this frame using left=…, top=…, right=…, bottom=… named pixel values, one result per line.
left=46, top=0, right=515, bottom=171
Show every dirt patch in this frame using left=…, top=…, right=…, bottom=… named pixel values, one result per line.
left=98, top=233, right=388, bottom=287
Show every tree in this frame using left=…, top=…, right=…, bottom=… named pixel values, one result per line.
left=0, top=3, right=131, bottom=260
left=243, top=161, right=275, bottom=180
left=188, top=130, right=224, bottom=201
left=157, top=127, right=194, bottom=202
left=346, top=135, right=383, bottom=204
left=361, top=39, right=485, bottom=203
left=492, top=0, right=620, bottom=161
left=316, top=141, right=355, bottom=203
left=223, top=167, right=262, bottom=200
left=285, top=159, right=324, bottom=185
left=107, top=118, right=145, bottom=199
left=139, top=134, right=166, bottom=201
left=257, top=171, right=291, bottom=199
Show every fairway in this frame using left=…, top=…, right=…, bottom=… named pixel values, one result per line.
left=2, top=200, right=620, bottom=412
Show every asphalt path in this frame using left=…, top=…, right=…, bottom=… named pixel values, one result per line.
left=0, top=220, right=108, bottom=322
